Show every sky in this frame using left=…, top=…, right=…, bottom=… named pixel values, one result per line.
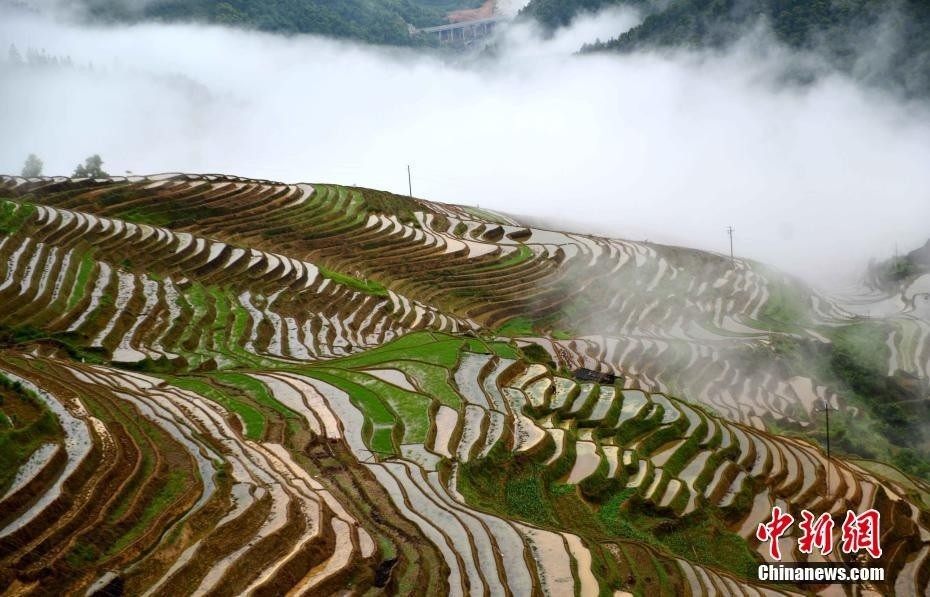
left=1, top=3, right=929, bottom=287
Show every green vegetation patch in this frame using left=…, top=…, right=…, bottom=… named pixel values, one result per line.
left=505, top=471, right=554, bottom=524
left=496, top=316, right=535, bottom=337
left=459, top=205, right=513, bottom=225
left=303, top=369, right=396, bottom=454
left=457, top=428, right=760, bottom=582
left=108, top=192, right=225, bottom=228
left=317, top=368, right=431, bottom=444
left=756, top=272, right=811, bottom=331
left=321, top=332, right=463, bottom=369
left=101, top=467, right=190, bottom=559
left=476, top=244, right=534, bottom=271
left=489, top=341, right=521, bottom=359
left=358, top=186, right=423, bottom=225
left=389, top=360, right=462, bottom=409
left=166, top=376, right=266, bottom=440
left=830, top=320, right=891, bottom=375
left=496, top=313, right=574, bottom=343
left=318, top=265, right=388, bottom=297
left=0, top=374, right=62, bottom=494
left=821, top=321, right=930, bottom=479
left=211, top=372, right=299, bottom=419
left=66, top=253, right=98, bottom=312
left=0, top=200, right=35, bottom=235
left=520, top=342, right=556, bottom=369
left=650, top=513, right=758, bottom=579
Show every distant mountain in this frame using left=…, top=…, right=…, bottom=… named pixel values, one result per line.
left=519, top=0, right=645, bottom=30
left=521, top=0, right=930, bottom=97
left=74, top=0, right=485, bottom=45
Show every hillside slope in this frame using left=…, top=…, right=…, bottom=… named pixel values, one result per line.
left=70, top=0, right=485, bottom=44
left=522, top=0, right=930, bottom=97
left=0, top=173, right=928, bottom=594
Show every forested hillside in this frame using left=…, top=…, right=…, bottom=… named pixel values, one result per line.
left=519, top=0, right=645, bottom=29
left=521, top=0, right=930, bottom=97
left=76, top=0, right=484, bottom=44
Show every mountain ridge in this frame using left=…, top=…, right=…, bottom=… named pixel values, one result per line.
left=521, top=0, right=930, bottom=97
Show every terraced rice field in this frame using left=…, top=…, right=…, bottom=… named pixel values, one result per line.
left=0, top=173, right=928, bottom=594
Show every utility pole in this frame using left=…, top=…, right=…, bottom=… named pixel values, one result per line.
left=816, top=398, right=837, bottom=497
left=726, top=226, right=735, bottom=263
left=407, top=165, right=413, bottom=198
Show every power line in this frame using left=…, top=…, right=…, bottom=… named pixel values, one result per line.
left=816, top=398, right=838, bottom=497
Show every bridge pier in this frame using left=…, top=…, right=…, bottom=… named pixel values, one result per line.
left=419, top=16, right=506, bottom=47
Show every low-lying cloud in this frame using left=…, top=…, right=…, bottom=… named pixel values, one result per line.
left=1, top=5, right=929, bottom=287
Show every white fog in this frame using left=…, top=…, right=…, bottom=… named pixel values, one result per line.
left=2, top=4, right=929, bottom=286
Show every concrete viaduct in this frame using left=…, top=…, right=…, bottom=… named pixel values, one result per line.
left=417, top=16, right=508, bottom=45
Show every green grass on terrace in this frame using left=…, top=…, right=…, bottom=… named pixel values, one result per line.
left=850, top=458, right=930, bottom=509
left=357, top=186, right=421, bottom=225
left=459, top=205, right=513, bottom=226
left=497, top=315, right=575, bottom=340
left=829, top=320, right=890, bottom=374
left=489, top=342, right=521, bottom=359
left=318, top=265, right=388, bottom=297
left=66, top=253, right=98, bottom=311
left=457, top=435, right=760, bottom=582
left=475, top=244, right=534, bottom=271
left=496, top=316, right=534, bottom=337
left=756, top=268, right=812, bottom=331
left=211, top=371, right=302, bottom=421
left=100, top=468, right=190, bottom=560
left=387, top=360, right=462, bottom=409
left=112, top=206, right=173, bottom=228
left=0, top=373, right=61, bottom=495
left=316, top=367, right=431, bottom=445
left=318, top=331, right=463, bottom=369
left=165, top=376, right=266, bottom=441
left=176, top=284, right=208, bottom=351
left=0, top=200, right=35, bottom=235
left=300, top=330, right=520, bottom=387
left=224, top=288, right=256, bottom=352
left=288, top=332, right=527, bottom=430
left=303, top=369, right=396, bottom=454
left=80, top=392, right=159, bottom=523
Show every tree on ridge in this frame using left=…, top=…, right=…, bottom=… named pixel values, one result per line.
left=73, top=154, right=109, bottom=178
left=21, top=154, right=43, bottom=177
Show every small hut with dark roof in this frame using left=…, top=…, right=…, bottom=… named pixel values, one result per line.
left=572, top=368, right=616, bottom=384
